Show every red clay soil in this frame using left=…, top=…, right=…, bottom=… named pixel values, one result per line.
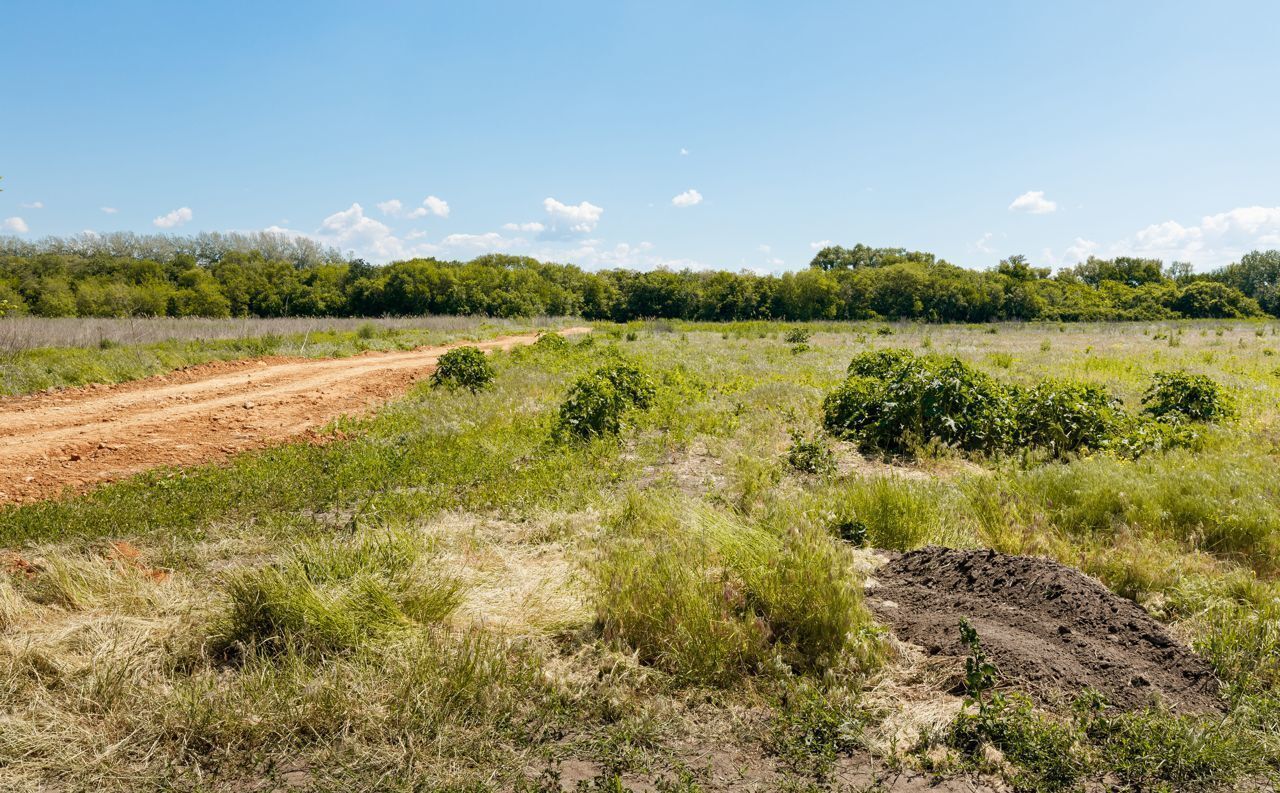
left=868, top=547, right=1223, bottom=714
left=0, top=328, right=589, bottom=504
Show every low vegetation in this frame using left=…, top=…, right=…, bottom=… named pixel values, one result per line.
left=823, top=347, right=1230, bottom=461
left=1, top=319, right=1278, bottom=789
left=430, top=345, right=495, bottom=391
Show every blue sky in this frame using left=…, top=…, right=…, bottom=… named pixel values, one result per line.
left=3, top=1, right=1279, bottom=272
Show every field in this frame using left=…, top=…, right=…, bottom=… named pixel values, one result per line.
left=2, top=318, right=1280, bottom=791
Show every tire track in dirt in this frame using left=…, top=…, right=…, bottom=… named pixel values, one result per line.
left=0, top=328, right=590, bottom=504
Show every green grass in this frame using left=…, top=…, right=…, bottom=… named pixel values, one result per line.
left=2, top=319, right=1280, bottom=790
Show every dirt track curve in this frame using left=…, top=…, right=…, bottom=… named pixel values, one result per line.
left=0, top=328, right=590, bottom=504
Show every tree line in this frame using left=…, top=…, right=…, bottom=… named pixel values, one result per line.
left=1, top=234, right=1277, bottom=322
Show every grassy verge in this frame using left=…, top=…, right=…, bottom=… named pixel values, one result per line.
left=0, top=315, right=569, bottom=395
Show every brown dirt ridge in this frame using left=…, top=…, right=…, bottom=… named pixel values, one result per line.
left=0, top=328, right=590, bottom=504
left=868, top=546, right=1222, bottom=714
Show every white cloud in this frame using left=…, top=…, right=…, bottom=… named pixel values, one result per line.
left=503, top=221, right=545, bottom=232
left=680, top=148, right=689, bottom=156
left=1111, top=205, right=1280, bottom=266
left=100, top=206, right=118, bottom=214
left=153, top=206, right=193, bottom=228
left=671, top=188, right=703, bottom=207
left=1040, top=238, right=1099, bottom=268
left=1009, top=190, right=1058, bottom=214
left=439, top=232, right=512, bottom=251
left=974, top=232, right=996, bottom=255
left=20, top=201, right=43, bottom=209
left=2, top=217, right=29, bottom=233
left=544, top=197, right=603, bottom=233
left=317, top=203, right=406, bottom=259
left=1200, top=206, right=1280, bottom=239
left=809, top=240, right=833, bottom=250
left=417, top=198, right=453, bottom=219
left=379, top=195, right=450, bottom=219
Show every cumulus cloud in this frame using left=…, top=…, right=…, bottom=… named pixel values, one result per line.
left=680, top=148, right=689, bottom=156
left=503, top=221, right=545, bottom=232
left=544, top=197, right=603, bottom=234
left=671, top=188, right=703, bottom=207
left=419, top=195, right=450, bottom=218
left=317, top=203, right=406, bottom=259
left=439, top=232, right=512, bottom=251
left=809, top=240, right=833, bottom=250
left=379, top=196, right=450, bottom=219
left=1009, top=190, right=1058, bottom=214
left=153, top=206, right=193, bottom=228
left=100, top=206, right=118, bottom=214
left=2, top=217, right=29, bottom=233
left=974, top=232, right=996, bottom=255
left=1113, top=205, right=1280, bottom=266
left=20, top=201, right=43, bottom=209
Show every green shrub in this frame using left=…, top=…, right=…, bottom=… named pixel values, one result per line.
left=769, top=681, right=865, bottom=777
left=430, top=346, right=495, bottom=392
left=824, top=353, right=1014, bottom=456
left=1142, top=371, right=1236, bottom=422
left=1110, top=414, right=1201, bottom=459
left=213, top=532, right=461, bottom=659
left=786, top=430, right=836, bottom=475
left=846, top=347, right=916, bottom=378
left=784, top=327, right=812, bottom=344
left=1011, top=380, right=1124, bottom=457
left=555, top=359, right=656, bottom=439
left=531, top=331, right=571, bottom=353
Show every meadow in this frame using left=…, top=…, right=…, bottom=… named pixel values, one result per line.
left=2, top=318, right=1279, bottom=791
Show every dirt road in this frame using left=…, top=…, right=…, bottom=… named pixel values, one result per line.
left=0, top=328, right=589, bottom=504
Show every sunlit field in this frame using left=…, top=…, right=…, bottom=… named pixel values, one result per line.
left=2, top=319, right=1279, bottom=791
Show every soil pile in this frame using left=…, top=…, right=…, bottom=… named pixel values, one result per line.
left=868, top=546, right=1222, bottom=713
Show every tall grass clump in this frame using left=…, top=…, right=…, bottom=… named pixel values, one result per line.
left=591, top=495, right=883, bottom=685
left=212, top=531, right=462, bottom=659
left=815, top=476, right=975, bottom=550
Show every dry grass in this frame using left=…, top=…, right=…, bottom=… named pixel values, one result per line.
left=0, top=314, right=561, bottom=351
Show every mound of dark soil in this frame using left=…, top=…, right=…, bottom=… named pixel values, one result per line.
left=868, top=547, right=1222, bottom=713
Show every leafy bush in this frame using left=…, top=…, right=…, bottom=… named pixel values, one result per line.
left=555, top=359, right=656, bottom=439
left=430, top=346, right=495, bottom=392
left=1011, top=380, right=1124, bottom=457
left=784, top=327, right=812, bottom=344
left=846, top=347, right=916, bottom=378
left=824, top=352, right=1014, bottom=456
left=531, top=332, right=571, bottom=353
left=213, top=532, right=461, bottom=659
left=786, top=430, right=836, bottom=475
left=1142, top=371, right=1236, bottom=422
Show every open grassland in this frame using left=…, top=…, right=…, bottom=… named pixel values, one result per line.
left=2, top=320, right=1280, bottom=791
left=0, top=315, right=568, bottom=396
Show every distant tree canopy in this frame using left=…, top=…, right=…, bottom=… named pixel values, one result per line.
left=0, top=233, right=1272, bottom=322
